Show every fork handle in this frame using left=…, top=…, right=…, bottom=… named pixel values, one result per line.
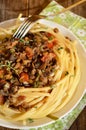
left=40, top=0, right=86, bottom=17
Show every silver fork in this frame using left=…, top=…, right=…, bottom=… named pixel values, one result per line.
left=13, top=0, right=85, bottom=39
left=13, top=15, right=45, bottom=39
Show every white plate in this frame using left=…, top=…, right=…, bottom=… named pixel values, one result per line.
left=0, top=19, right=86, bottom=129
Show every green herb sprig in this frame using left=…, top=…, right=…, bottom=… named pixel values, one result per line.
left=0, top=61, right=16, bottom=72
left=28, top=118, right=34, bottom=123
left=58, top=47, right=63, bottom=50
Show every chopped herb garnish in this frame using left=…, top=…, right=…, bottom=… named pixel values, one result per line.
left=0, top=61, right=12, bottom=69
left=65, top=71, right=69, bottom=76
left=12, top=29, right=16, bottom=33
left=41, top=70, right=45, bottom=73
left=48, top=36, right=53, bottom=40
left=13, top=46, right=17, bottom=50
left=34, top=81, right=39, bottom=88
left=0, top=61, right=16, bottom=72
left=28, top=118, right=34, bottom=123
left=6, top=61, right=12, bottom=67
left=40, top=46, right=44, bottom=51
left=50, top=85, right=55, bottom=89
left=34, top=106, right=37, bottom=108
left=25, top=41, right=30, bottom=45
left=19, top=38, right=25, bottom=43
left=58, top=47, right=63, bottom=50
left=70, top=75, right=75, bottom=77
left=10, top=48, right=15, bottom=53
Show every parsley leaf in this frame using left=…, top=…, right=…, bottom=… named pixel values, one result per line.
left=28, top=118, right=34, bottom=123
left=58, top=47, right=63, bottom=50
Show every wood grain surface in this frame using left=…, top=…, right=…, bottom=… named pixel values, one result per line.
left=69, top=107, right=86, bottom=130
left=0, top=0, right=86, bottom=22
left=0, top=0, right=86, bottom=130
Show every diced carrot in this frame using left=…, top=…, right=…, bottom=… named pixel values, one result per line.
left=41, top=53, right=48, bottom=62
left=25, top=47, right=33, bottom=59
left=0, top=80, right=5, bottom=86
left=0, top=69, right=4, bottom=75
left=0, top=69, right=4, bottom=78
left=52, top=39, right=58, bottom=45
left=20, top=72, right=29, bottom=82
left=12, top=41, right=18, bottom=47
left=0, top=95, right=4, bottom=105
left=8, top=41, right=18, bottom=49
left=46, top=39, right=58, bottom=49
left=47, top=42, right=54, bottom=49
left=15, top=62, right=21, bottom=69
left=17, top=95, right=26, bottom=101
left=49, top=53, right=56, bottom=59
left=19, top=52, right=26, bottom=60
left=46, top=32, right=53, bottom=37
left=0, top=50, right=3, bottom=54
left=41, top=52, right=56, bottom=62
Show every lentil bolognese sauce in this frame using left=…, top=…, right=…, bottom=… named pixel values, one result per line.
left=0, top=29, right=58, bottom=110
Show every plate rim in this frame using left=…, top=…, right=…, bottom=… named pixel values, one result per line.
left=0, top=18, right=86, bottom=129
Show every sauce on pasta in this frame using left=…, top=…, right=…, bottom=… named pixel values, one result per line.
left=0, top=23, right=80, bottom=124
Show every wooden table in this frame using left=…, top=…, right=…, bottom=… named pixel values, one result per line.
left=0, top=0, right=86, bottom=130
left=0, top=0, right=86, bottom=22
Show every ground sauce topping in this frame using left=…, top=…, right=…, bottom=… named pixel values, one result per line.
left=0, top=31, right=58, bottom=107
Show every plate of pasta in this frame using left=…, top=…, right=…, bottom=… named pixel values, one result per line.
left=0, top=18, right=86, bottom=129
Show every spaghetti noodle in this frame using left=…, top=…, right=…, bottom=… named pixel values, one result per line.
left=0, top=21, right=80, bottom=124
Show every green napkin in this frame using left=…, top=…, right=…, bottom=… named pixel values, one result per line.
left=21, top=1, right=86, bottom=130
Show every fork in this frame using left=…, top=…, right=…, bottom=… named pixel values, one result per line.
left=13, top=0, right=85, bottom=39
left=13, top=15, right=45, bottom=39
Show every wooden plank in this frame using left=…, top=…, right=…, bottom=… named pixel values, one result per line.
left=69, top=122, right=78, bottom=130
left=0, top=0, right=51, bottom=21
left=28, top=0, right=50, bottom=15
left=0, top=0, right=86, bottom=22
left=69, top=107, right=86, bottom=130
left=77, top=107, right=86, bottom=130
left=0, top=0, right=29, bottom=21
left=57, top=0, right=86, bottom=17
